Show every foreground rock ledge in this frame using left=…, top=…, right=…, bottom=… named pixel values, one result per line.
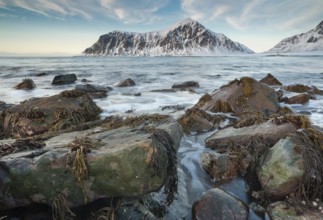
left=0, top=115, right=183, bottom=210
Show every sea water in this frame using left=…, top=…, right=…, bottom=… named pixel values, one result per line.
left=0, top=55, right=322, bottom=218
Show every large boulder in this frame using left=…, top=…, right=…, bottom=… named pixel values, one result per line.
left=0, top=115, right=183, bottom=210
left=14, top=79, right=36, bottom=90
left=257, top=136, right=305, bottom=200
left=205, top=118, right=298, bottom=151
left=75, top=84, right=109, bottom=99
left=284, top=93, right=310, bottom=104
left=52, top=74, right=77, bottom=85
left=2, top=90, right=101, bottom=138
left=195, top=77, right=280, bottom=115
left=192, top=188, right=248, bottom=220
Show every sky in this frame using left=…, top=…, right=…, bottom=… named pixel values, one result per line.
left=0, top=0, right=322, bottom=55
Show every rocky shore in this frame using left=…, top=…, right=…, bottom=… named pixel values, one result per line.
left=0, top=73, right=323, bottom=219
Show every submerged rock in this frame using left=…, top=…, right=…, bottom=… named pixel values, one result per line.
left=195, top=77, right=280, bottom=115
left=52, top=74, right=77, bottom=85
left=14, top=79, right=36, bottom=90
left=192, top=188, right=248, bottom=220
left=282, top=84, right=323, bottom=95
left=171, top=81, right=199, bottom=89
left=75, top=84, right=108, bottom=93
left=2, top=90, right=101, bottom=138
left=116, top=78, right=136, bottom=87
left=284, top=93, right=310, bottom=104
left=259, top=73, right=282, bottom=86
left=0, top=114, right=183, bottom=210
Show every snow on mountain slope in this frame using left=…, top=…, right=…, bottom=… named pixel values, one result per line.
left=83, top=18, right=254, bottom=56
left=267, top=20, right=323, bottom=53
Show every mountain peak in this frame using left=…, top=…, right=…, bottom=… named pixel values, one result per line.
left=168, top=17, right=201, bottom=30
left=316, top=20, right=323, bottom=29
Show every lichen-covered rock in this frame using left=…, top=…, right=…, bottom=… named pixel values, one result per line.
left=259, top=73, right=282, bottom=86
left=51, top=74, right=77, bottom=85
left=257, top=136, right=304, bottom=200
left=0, top=115, right=183, bottom=210
left=196, top=77, right=280, bottom=115
left=14, top=79, right=36, bottom=90
left=2, top=90, right=101, bottom=138
left=192, top=188, right=248, bottom=220
left=268, top=201, right=323, bottom=220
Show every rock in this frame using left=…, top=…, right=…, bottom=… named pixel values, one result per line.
left=268, top=201, right=323, bottom=220
left=75, top=84, right=108, bottom=93
left=0, top=114, right=183, bottom=209
left=14, top=79, right=36, bottom=90
left=171, top=81, right=199, bottom=89
left=192, top=188, right=248, bottom=220
left=259, top=73, right=282, bottom=86
left=276, top=90, right=285, bottom=102
left=81, top=78, right=92, bottom=82
left=2, top=90, right=101, bottom=138
left=282, top=84, right=323, bottom=95
left=51, top=74, right=77, bottom=85
left=116, top=78, right=135, bottom=87
left=257, top=136, right=304, bottom=200
left=89, top=92, right=108, bottom=99
left=200, top=151, right=239, bottom=180
left=178, top=108, right=224, bottom=133
left=205, top=118, right=297, bottom=151
left=150, top=89, right=176, bottom=93
left=284, top=93, right=310, bottom=104
left=196, top=77, right=280, bottom=115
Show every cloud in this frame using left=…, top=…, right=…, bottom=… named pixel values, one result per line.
left=0, top=0, right=169, bottom=23
left=179, top=0, right=323, bottom=31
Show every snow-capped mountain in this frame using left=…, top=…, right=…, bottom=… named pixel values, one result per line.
left=267, top=20, right=323, bottom=53
left=83, top=18, right=254, bottom=56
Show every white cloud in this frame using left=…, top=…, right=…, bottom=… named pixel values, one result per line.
left=0, top=0, right=169, bottom=23
left=179, top=0, right=323, bottom=32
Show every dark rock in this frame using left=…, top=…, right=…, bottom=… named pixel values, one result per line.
left=192, top=188, right=248, bottom=220
left=14, top=79, right=36, bottom=90
left=75, top=84, right=108, bottom=93
left=178, top=108, right=224, bottom=134
left=259, top=73, right=282, bottom=86
left=89, top=92, right=108, bottom=99
left=172, top=81, right=199, bottom=89
left=116, top=78, right=135, bottom=87
left=35, top=72, right=48, bottom=77
left=196, top=77, right=280, bottom=115
left=2, top=90, right=101, bottom=138
left=282, top=84, right=323, bottom=95
left=51, top=74, right=77, bottom=85
left=200, top=151, right=239, bottom=180
left=284, top=93, right=310, bottom=104
left=81, top=78, right=92, bottom=82
left=150, top=89, right=176, bottom=93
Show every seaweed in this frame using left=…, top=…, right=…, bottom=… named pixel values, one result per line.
left=148, top=128, right=178, bottom=205
left=61, top=90, right=84, bottom=98
left=234, top=112, right=266, bottom=128
left=240, top=77, right=254, bottom=97
left=293, top=128, right=323, bottom=201
left=65, top=137, right=101, bottom=203
left=194, top=93, right=212, bottom=108
left=209, top=100, right=233, bottom=113
left=51, top=193, right=75, bottom=220
left=0, top=139, right=45, bottom=158
left=271, top=114, right=311, bottom=129
left=25, top=107, right=45, bottom=120
left=88, top=207, right=116, bottom=220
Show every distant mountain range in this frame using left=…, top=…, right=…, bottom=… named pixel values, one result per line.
left=267, top=20, right=323, bottom=53
left=83, top=18, right=254, bottom=56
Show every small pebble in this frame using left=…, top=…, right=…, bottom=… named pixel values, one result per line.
left=301, top=201, right=306, bottom=205
left=312, top=201, right=318, bottom=207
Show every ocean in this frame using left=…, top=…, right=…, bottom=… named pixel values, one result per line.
left=0, top=55, right=322, bottom=219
